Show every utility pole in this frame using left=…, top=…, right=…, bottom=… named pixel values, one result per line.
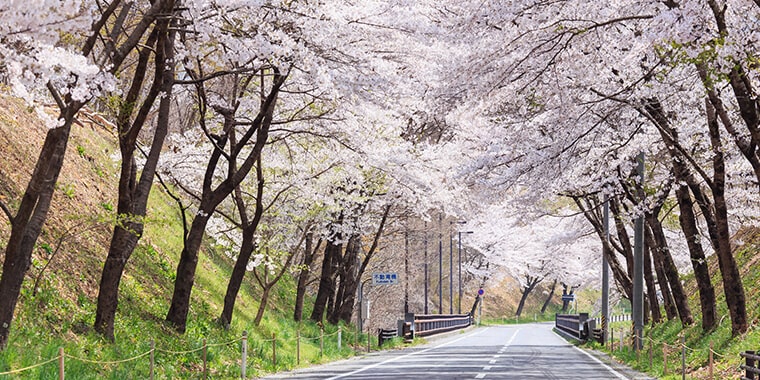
left=632, top=153, right=645, bottom=350
left=438, top=213, right=443, bottom=314
left=449, top=232, right=453, bottom=314
left=424, top=222, right=428, bottom=314
left=404, top=227, right=409, bottom=314
left=602, top=197, right=610, bottom=346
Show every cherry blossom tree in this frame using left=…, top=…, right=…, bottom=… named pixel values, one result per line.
left=0, top=0, right=168, bottom=348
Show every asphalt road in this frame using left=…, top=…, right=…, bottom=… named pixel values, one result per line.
left=260, top=322, right=655, bottom=379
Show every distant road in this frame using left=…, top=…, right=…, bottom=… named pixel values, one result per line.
left=261, top=322, right=655, bottom=379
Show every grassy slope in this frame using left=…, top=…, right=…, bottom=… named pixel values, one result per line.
left=0, top=95, right=372, bottom=379
left=585, top=227, right=760, bottom=379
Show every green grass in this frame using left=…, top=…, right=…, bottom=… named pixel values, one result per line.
left=0, top=122, right=389, bottom=379
left=580, top=231, right=760, bottom=380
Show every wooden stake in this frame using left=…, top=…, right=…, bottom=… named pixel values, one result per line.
left=272, top=333, right=277, bottom=367
left=58, top=347, right=64, bottom=380
left=202, top=338, right=207, bottom=380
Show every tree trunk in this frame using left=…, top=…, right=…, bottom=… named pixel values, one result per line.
left=94, top=225, right=141, bottom=340
left=516, top=275, right=541, bottom=317
left=219, top=227, right=256, bottom=328
left=310, top=240, right=339, bottom=322
left=609, top=198, right=634, bottom=281
left=571, top=195, right=632, bottom=300
left=644, top=96, right=718, bottom=331
left=647, top=213, right=693, bottom=326
left=0, top=116, right=76, bottom=349
left=650, top=238, right=677, bottom=320
left=253, top=285, right=272, bottom=327
left=219, top=155, right=265, bottom=328
left=165, top=213, right=210, bottom=332
left=165, top=69, right=285, bottom=333
left=705, top=100, right=748, bottom=336
left=95, top=10, right=175, bottom=339
left=332, top=235, right=362, bottom=324
left=674, top=184, right=717, bottom=332
left=294, top=233, right=318, bottom=322
left=644, top=245, right=661, bottom=324
left=540, top=279, right=557, bottom=314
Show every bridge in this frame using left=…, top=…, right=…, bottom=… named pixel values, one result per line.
left=261, top=323, right=654, bottom=379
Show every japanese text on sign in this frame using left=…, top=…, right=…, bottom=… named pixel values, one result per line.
left=372, top=272, right=399, bottom=285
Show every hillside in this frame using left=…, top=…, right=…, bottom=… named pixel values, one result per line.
left=0, top=95, right=365, bottom=378
left=595, top=226, right=760, bottom=379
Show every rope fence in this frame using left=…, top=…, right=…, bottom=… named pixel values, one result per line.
left=603, top=327, right=734, bottom=379
left=0, top=326, right=365, bottom=379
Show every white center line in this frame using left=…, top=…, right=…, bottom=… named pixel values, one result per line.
left=325, top=327, right=489, bottom=380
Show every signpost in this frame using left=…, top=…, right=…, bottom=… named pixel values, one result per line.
left=359, top=272, right=399, bottom=334
left=372, top=272, right=399, bottom=285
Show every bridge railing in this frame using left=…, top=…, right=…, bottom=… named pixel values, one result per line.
left=403, top=313, right=472, bottom=338
left=555, top=313, right=590, bottom=340
left=741, top=351, right=760, bottom=380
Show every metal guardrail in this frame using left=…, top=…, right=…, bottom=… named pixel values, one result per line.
left=555, top=313, right=590, bottom=340
left=378, top=328, right=398, bottom=346
left=404, top=313, right=472, bottom=338
left=741, top=351, right=760, bottom=380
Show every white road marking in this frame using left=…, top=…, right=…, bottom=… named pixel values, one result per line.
left=489, top=359, right=496, bottom=364
left=571, top=346, right=629, bottom=380
left=475, top=374, right=486, bottom=379
left=505, top=328, right=519, bottom=346
left=483, top=366, right=492, bottom=370
left=550, top=329, right=628, bottom=380
left=325, top=327, right=489, bottom=380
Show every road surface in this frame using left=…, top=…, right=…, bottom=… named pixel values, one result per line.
left=261, top=322, right=655, bottom=379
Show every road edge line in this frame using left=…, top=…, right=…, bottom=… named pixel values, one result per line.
left=325, top=327, right=489, bottom=380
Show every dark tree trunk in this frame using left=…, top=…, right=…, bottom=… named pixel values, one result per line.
left=705, top=100, right=748, bottom=336
left=650, top=237, right=677, bottom=320
left=253, top=286, right=271, bottom=327
left=674, top=184, right=717, bottom=331
left=643, top=96, right=718, bottom=331
left=219, top=155, right=265, bottom=328
left=644, top=245, right=661, bottom=324
left=331, top=234, right=361, bottom=324
left=294, top=233, right=319, bottom=322
left=310, top=240, right=339, bottom=322
left=540, top=279, right=557, bottom=314
left=516, top=275, right=541, bottom=317
left=95, top=9, right=175, bottom=340
left=701, top=3, right=760, bottom=185
left=609, top=198, right=634, bottom=281
left=647, top=211, right=694, bottom=326
left=250, top=246, right=297, bottom=327
left=165, top=69, right=285, bottom=333
left=219, top=225, right=256, bottom=328
left=165, top=213, right=210, bottom=331
left=571, top=195, right=632, bottom=300
left=0, top=0, right=172, bottom=347
left=0, top=115, right=76, bottom=349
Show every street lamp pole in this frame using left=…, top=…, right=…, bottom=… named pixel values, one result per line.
left=449, top=232, right=453, bottom=314
left=438, top=213, right=443, bottom=314
left=458, top=231, right=473, bottom=314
